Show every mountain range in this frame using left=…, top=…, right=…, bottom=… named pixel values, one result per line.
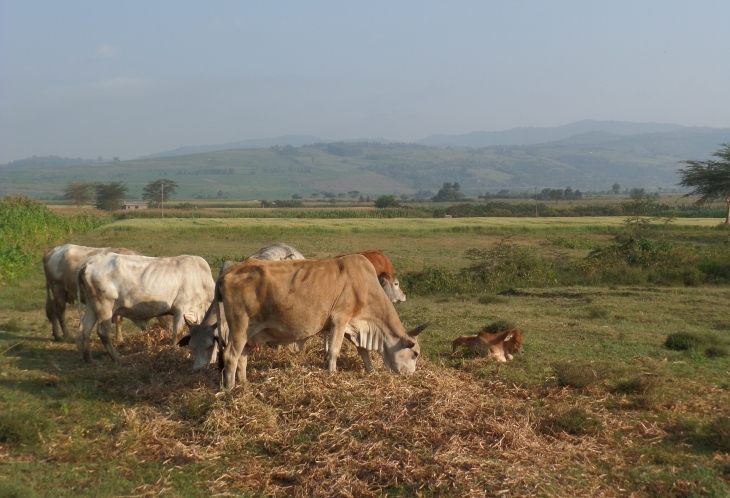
left=1, top=121, right=727, bottom=200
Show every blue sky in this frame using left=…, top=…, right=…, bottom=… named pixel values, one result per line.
left=1, top=1, right=729, bottom=163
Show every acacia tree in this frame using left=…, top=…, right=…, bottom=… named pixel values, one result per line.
left=142, top=179, right=179, bottom=207
left=94, top=182, right=128, bottom=212
left=678, top=143, right=730, bottom=224
left=63, top=182, right=94, bottom=207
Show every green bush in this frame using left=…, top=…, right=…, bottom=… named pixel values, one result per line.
left=664, top=333, right=702, bottom=351
left=374, top=195, right=400, bottom=208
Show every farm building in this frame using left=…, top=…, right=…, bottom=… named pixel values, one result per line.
left=121, top=201, right=148, bottom=210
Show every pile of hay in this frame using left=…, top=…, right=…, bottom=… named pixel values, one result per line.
left=46, top=326, right=693, bottom=496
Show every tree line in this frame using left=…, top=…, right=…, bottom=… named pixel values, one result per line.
left=63, top=179, right=179, bottom=211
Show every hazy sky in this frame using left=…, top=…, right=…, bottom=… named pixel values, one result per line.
left=1, top=1, right=729, bottom=163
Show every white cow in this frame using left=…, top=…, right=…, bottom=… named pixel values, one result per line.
left=76, top=254, right=215, bottom=362
left=43, top=244, right=139, bottom=342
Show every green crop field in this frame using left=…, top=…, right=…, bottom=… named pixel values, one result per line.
left=1, top=213, right=730, bottom=496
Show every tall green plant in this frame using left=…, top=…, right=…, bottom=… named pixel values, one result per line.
left=0, top=197, right=110, bottom=283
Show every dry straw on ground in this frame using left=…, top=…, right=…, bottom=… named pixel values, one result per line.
left=42, top=326, right=728, bottom=497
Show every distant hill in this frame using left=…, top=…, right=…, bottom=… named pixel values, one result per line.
left=417, top=120, right=688, bottom=148
left=139, top=135, right=323, bottom=159
left=2, top=122, right=727, bottom=200
left=1, top=155, right=100, bottom=171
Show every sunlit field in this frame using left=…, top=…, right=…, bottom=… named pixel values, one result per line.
left=1, top=216, right=729, bottom=496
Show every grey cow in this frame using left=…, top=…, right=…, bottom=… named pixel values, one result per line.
left=179, top=243, right=306, bottom=370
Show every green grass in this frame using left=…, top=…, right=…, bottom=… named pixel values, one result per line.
left=1, top=216, right=729, bottom=495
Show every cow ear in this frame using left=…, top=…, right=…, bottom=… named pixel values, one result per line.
left=504, top=332, right=513, bottom=341
left=178, top=335, right=191, bottom=347
left=402, top=338, right=416, bottom=349
left=378, top=274, right=387, bottom=286
left=407, top=321, right=431, bottom=337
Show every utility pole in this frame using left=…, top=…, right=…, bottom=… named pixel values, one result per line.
left=161, top=182, right=164, bottom=218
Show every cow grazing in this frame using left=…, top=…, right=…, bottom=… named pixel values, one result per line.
left=216, top=254, right=429, bottom=388
left=336, top=250, right=406, bottom=303
left=250, top=242, right=305, bottom=261
left=451, top=329, right=524, bottom=363
left=76, top=254, right=215, bottom=362
left=179, top=243, right=306, bottom=370
left=43, top=244, right=139, bottom=342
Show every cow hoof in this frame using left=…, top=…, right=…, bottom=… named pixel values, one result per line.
left=83, top=351, right=92, bottom=363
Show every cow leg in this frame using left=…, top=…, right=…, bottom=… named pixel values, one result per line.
left=356, top=347, right=374, bottom=372
left=235, top=346, right=249, bottom=385
left=55, top=286, right=72, bottom=341
left=46, top=286, right=63, bottom=341
left=114, top=316, right=124, bottom=343
left=97, top=318, right=121, bottom=362
left=77, top=306, right=98, bottom=363
left=171, top=311, right=185, bottom=345
left=326, top=321, right=349, bottom=373
left=223, top=314, right=250, bottom=389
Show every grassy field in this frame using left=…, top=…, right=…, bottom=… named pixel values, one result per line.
left=1, top=217, right=730, bottom=496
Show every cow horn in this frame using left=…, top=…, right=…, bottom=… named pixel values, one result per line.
left=407, top=321, right=431, bottom=337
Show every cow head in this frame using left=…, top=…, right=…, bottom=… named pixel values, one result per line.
left=382, top=322, right=429, bottom=374
left=178, top=319, right=219, bottom=370
left=503, top=329, right=524, bottom=356
left=378, top=274, right=406, bottom=303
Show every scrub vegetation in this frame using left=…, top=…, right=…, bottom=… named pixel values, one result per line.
left=1, top=209, right=729, bottom=496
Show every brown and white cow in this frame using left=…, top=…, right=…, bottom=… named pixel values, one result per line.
left=179, top=243, right=307, bottom=370
left=215, top=254, right=429, bottom=388
left=43, top=244, right=139, bottom=342
left=451, top=329, right=524, bottom=363
left=76, top=253, right=215, bottom=362
left=336, top=250, right=406, bottom=303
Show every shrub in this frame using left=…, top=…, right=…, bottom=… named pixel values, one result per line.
left=610, top=376, right=656, bottom=395
left=374, top=195, right=400, bottom=208
left=476, top=294, right=507, bottom=305
left=704, top=345, right=729, bottom=358
left=709, top=416, right=730, bottom=452
left=481, top=320, right=515, bottom=334
left=0, top=409, right=48, bottom=446
left=664, top=332, right=701, bottom=351
left=552, top=361, right=611, bottom=388
left=541, top=408, right=602, bottom=436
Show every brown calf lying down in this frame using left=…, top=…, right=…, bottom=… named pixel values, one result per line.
left=451, top=329, right=524, bottom=363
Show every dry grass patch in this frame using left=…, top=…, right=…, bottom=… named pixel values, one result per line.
left=33, top=329, right=659, bottom=496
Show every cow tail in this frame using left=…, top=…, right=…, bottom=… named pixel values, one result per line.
left=45, top=274, right=54, bottom=323
left=76, top=266, right=86, bottom=321
left=214, top=281, right=224, bottom=371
